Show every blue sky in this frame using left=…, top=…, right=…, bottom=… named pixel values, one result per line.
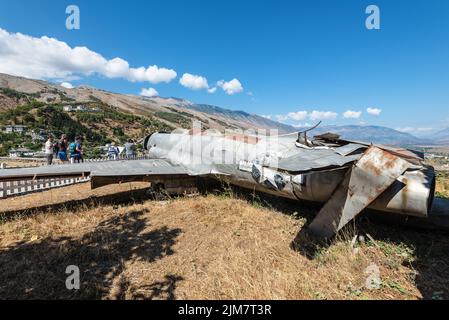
left=0, top=0, right=448, bottom=134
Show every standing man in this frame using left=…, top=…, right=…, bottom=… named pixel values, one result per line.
left=45, top=134, right=54, bottom=165
left=124, top=139, right=136, bottom=159
left=77, top=136, right=84, bottom=163
left=69, top=137, right=77, bottom=164
left=69, top=136, right=83, bottom=163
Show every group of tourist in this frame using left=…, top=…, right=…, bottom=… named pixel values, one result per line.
left=106, top=139, right=137, bottom=160
left=44, top=134, right=84, bottom=165
left=44, top=135, right=136, bottom=165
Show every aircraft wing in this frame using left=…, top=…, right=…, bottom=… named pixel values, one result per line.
left=0, top=159, right=193, bottom=189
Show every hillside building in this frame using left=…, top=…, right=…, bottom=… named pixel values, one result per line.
left=8, top=148, right=34, bottom=158
left=3, top=125, right=27, bottom=134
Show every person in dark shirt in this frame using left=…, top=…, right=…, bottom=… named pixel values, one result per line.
left=57, top=134, right=69, bottom=163
left=77, top=137, right=84, bottom=163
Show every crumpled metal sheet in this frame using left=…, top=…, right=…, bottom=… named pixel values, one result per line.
left=334, top=143, right=367, bottom=156
left=275, top=148, right=362, bottom=173
left=307, top=146, right=411, bottom=239
left=336, top=138, right=425, bottom=162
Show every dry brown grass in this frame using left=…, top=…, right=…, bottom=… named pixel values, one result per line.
left=0, top=182, right=448, bottom=300
left=0, top=159, right=42, bottom=168
left=436, top=171, right=449, bottom=198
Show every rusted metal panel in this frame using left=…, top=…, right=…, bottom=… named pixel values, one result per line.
left=370, top=166, right=435, bottom=217
left=307, top=146, right=411, bottom=239
left=335, top=138, right=424, bottom=162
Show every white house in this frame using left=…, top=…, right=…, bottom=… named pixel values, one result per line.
left=63, top=105, right=73, bottom=112
left=76, top=105, right=87, bottom=111
left=14, top=125, right=27, bottom=133
left=3, top=125, right=27, bottom=134
left=30, top=132, right=46, bottom=142
left=9, top=148, right=35, bottom=158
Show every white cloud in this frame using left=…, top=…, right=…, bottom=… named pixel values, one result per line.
left=217, top=78, right=244, bottom=95
left=207, top=87, right=217, bottom=94
left=309, top=110, right=338, bottom=121
left=343, top=110, right=362, bottom=119
left=419, top=128, right=433, bottom=132
left=129, top=65, right=177, bottom=84
left=179, top=73, right=209, bottom=90
left=0, top=28, right=177, bottom=84
left=60, top=82, right=74, bottom=89
left=265, top=110, right=340, bottom=124
left=366, top=107, right=382, bottom=116
left=140, top=87, right=159, bottom=97
left=275, top=114, right=289, bottom=122
left=104, top=57, right=130, bottom=78
left=261, top=115, right=272, bottom=119
left=396, top=127, right=433, bottom=133
left=396, top=127, right=414, bottom=133
left=291, top=122, right=313, bottom=128
left=287, top=111, right=308, bottom=121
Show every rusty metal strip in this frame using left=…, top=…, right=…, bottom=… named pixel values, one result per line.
left=306, top=146, right=411, bottom=239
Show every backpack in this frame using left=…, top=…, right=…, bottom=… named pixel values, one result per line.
left=69, top=142, right=77, bottom=154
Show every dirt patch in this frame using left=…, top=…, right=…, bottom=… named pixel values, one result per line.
left=0, top=181, right=150, bottom=214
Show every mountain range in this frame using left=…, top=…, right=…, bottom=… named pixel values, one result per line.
left=299, top=125, right=433, bottom=146
left=429, top=127, right=449, bottom=145
left=0, top=72, right=448, bottom=147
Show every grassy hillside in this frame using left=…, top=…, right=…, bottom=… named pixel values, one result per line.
left=0, top=93, right=174, bottom=157
left=0, top=73, right=298, bottom=134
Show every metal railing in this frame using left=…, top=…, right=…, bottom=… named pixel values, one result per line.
left=0, top=177, right=90, bottom=199
left=0, top=155, right=152, bottom=199
left=0, top=154, right=152, bottom=164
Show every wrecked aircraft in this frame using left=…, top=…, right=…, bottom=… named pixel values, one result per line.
left=0, top=125, right=447, bottom=242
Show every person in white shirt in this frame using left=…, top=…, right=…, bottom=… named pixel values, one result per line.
left=45, top=134, right=54, bottom=165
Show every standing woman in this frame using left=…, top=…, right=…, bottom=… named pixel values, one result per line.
left=58, top=134, right=69, bottom=163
